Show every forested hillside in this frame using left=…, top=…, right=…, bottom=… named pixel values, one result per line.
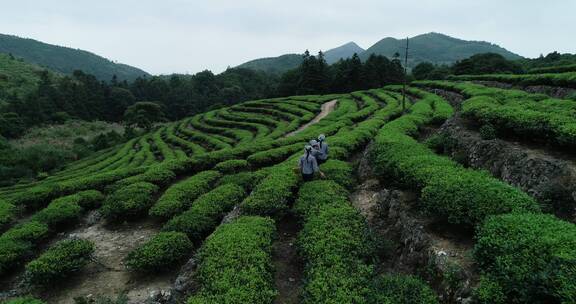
left=0, top=34, right=149, bottom=82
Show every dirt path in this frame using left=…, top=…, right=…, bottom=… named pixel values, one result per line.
left=40, top=215, right=173, bottom=304
left=284, top=100, right=338, bottom=137
left=272, top=213, right=303, bottom=304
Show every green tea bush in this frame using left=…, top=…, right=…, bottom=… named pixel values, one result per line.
left=320, top=160, right=355, bottom=189
left=187, top=216, right=276, bottom=304
left=126, top=232, right=193, bottom=272
left=369, top=274, right=439, bottom=304
left=149, top=170, right=221, bottom=219
left=372, top=95, right=539, bottom=227
left=246, top=143, right=302, bottom=167
left=25, top=238, right=94, bottom=285
left=108, top=167, right=176, bottom=191
left=31, top=190, right=103, bottom=228
left=163, top=184, right=246, bottom=242
left=218, top=170, right=269, bottom=191
left=421, top=169, right=539, bottom=226
left=474, top=213, right=576, bottom=303
left=295, top=180, right=375, bottom=304
left=101, top=182, right=159, bottom=221
left=213, top=159, right=250, bottom=174
left=31, top=197, right=82, bottom=228
left=0, top=221, right=51, bottom=275
left=0, top=199, right=17, bottom=229
left=479, top=124, right=497, bottom=140
left=241, top=165, right=298, bottom=217
left=4, top=296, right=47, bottom=304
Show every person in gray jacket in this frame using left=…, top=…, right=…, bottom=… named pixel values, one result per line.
left=296, top=145, right=325, bottom=181
left=316, top=134, right=329, bottom=164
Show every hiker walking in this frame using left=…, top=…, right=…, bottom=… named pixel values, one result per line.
left=315, top=134, right=329, bottom=165
left=296, top=145, right=325, bottom=182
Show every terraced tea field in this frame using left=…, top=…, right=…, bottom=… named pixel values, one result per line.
left=1, top=73, right=575, bottom=304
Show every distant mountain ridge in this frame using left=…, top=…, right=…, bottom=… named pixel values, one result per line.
left=237, top=32, right=523, bottom=74
left=0, top=34, right=149, bottom=82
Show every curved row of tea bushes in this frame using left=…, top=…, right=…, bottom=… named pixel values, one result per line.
left=416, top=81, right=576, bottom=147
left=449, top=72, right=576, bottom=89
left=372, top=91, right=538, bottom=227
left=125, top=183, right=248, bottom=273
left=162, top=183, right=246, bottom=243
left=24, top=238, right=94, bottom=285
left=152, top=128, right=178, bottom=161
left=101, top=182, right=159, bottom=221
left=474, top=213, right=576, bottom=303
left=372, top=87, right=576, bottom=303
left=0, top=199, right=17, bottom=231
left=462, top=95, right=576, bottom=147
left=165, top=125, right=206, bottom=156
left=149, top=170, right=222, bottom=219
left=0, top=190, right=101, bottom=275
left=189, top=114, right=248, bottom=144
left=177, top=120, right=232, bottom=150
left=295, top=180, right=374, bottom=303
left=186, top=216, right=276, bottom=304
left=125, top=232, right=193, bottom=272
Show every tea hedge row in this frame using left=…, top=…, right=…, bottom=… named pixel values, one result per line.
left=449, top=72, right=576, bottom=89
left=25, top=238, right=94, bottom=285
left=187, top=216, right=276, bottom=304
left=371, top=90, right=538, bottom=227
left=149, top=170, right=221, bottom=219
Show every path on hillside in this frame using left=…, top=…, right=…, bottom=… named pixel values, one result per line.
left=284, top=100, right=337, bottom=137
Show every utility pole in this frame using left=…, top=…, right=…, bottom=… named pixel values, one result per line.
left=401, top=37, right=409, bottom=113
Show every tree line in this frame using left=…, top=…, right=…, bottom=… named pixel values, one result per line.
left=0, top=50, right=407, bottom=138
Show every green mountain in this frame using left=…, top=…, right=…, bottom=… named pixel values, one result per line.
left=236, top=54, right=303, bottom=75
left=237, top=42, right=365, bottom=74
left=324, top=42, right=365, bottom=64
left=0, top=53, right=55, bottom=107
left=0, top=34, right=149, bottom=82
left=238, top=33, right=523, bottom=73
left=360, top=32, right=523, bottom=67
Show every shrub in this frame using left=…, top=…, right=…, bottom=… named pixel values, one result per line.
left=1, top=221, right=49, bottom=243
left=0, top=200, right=17, bottom=229
left=473, top=276, right=506, bottom=304
left=479, top=124, right=497, bottom=140
left=369, top=274, right=439, bottom=304
left=108, top=167, right=176, bottom=191
left=126, top=232, right=193, bottom=272
left=295, top=180, right=375, bottom=304
left=246, top=143, right=302, bottom=168
left=28, top=190, right=103, bottom=228
left=187, top=216, right=276, bottom=304
left=25, top=238, right=94, bottom=285
left=30, top=198, right=82, bottom=228
left=474, top=213, right=576, bottom=303
left=320, top=160, right=355, bottom=189
left=0, top=238, right=32, bottom=275
left=149, top=171, right=221, bottom=219
left=213, top=159, right=250, bottom=174
left=4, top=296, right=47, bottom=304
left=163, top=184, right=246, bottom=242
left=421, top=169, right=539, bottom=226
left=101, top=182, right=159, bottom=221
left=218, top=170, right=269, bottom=191
left=0, top=221, right=51, bottom=275
left=241, top=166, right=298, bottom=217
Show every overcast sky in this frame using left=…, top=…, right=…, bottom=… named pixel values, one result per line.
left=1, top=0, right=574, bottom=75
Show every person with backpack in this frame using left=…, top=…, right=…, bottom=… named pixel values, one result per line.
left=315, top=134, right=329, bottom=164
left=296, top=145, right=325, bottom=181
